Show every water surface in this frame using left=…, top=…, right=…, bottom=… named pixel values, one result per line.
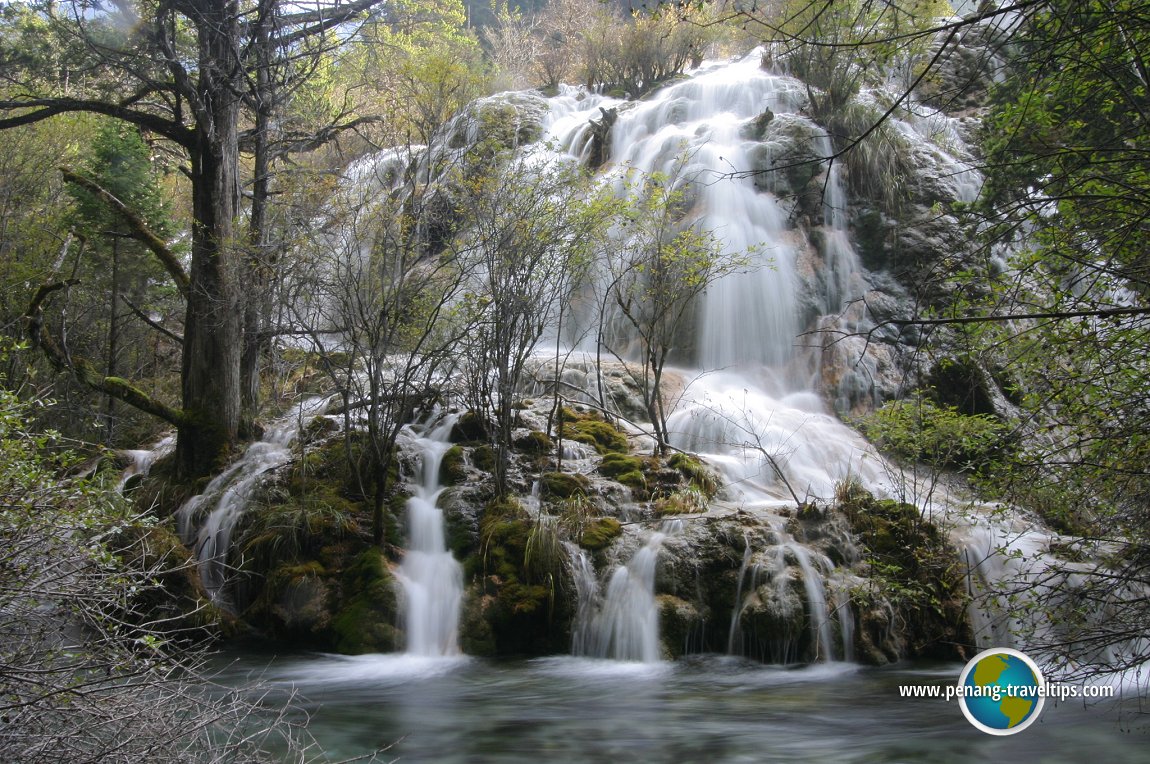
left=218, top=652, right=1145, bottom=762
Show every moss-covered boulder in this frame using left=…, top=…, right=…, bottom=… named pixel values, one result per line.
left=464, top=500, right=572, bottom=655
left=540, top=471, right=590, bottom=499
left=332, top=548, right=400, bottom=654
left=838, top=484, right=972, bottom=661
left=450, top=411, right=489, bottom=443
left=667, top=453, right=719, bottom=498
left=579, top=517, right=623, bottom=551
left=439, top=445, right=468, bottom=486
left=658, top=594, right=704, bottom=658
left=513, top=430, right=554, bottom=455
left=558, top=408, right=629, bottom=455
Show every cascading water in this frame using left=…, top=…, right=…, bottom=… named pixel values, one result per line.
left=571, top=522, right=680, bottom=663
left=396, top=416, right=464, bottom=657
left=177, top=396, right=332, bottom=604
left=537, top=51, right=923, bottom=663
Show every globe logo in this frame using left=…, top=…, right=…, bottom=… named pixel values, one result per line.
left=958, top=647, right=1046, bottom=735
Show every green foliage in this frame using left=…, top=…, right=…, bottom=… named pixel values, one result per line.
left=0, top=347, right=303, bottom=759
left=857, top=396, right=1005, bottom=473
left=71, top=121, right=173, bottom=237
left=764, top=0, right=951, bottom=121
left=972, top=0, right=1150, bottom=550
left=486, top=0, right=714, bottom=94
left=338, top=0, right=488, bottom=143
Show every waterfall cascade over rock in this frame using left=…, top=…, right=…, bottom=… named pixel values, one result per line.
left=175, top=397, right=332, bottom=605
left=148, top=47, right=1140, bottom=676
left=396, top=416, right=464, bottom=657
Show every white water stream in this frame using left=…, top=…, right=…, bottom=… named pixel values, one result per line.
left=396, top=416, right=464, bottom=657
left=176, top=396, right=332, bottom=605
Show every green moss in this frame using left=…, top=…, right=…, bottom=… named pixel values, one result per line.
left=467, top=503, right=572, bottom=655
left=540, top=471, right=589, bottom=499
left=597, top=453, right=648, bottom=494
left=838, top=483, right=970, bottom=659
left=598, top=452, right=644, bottom=478
left=558, top=408, right=629, bottom=454
left=514, top=430, right=554, bottom=454
left=667, top=453, right=719, bottom=497
left=580, top=517, right=623, bottom=551
left=332, top=548, right=400, bottom=654
left=615, top=470, right=647, bottom=491
left=440, top=445, right=467, bottom=486
left=472, top=444, right=496, bottom=472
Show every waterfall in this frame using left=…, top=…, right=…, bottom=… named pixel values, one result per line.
left=788, top=543, right=836, bottom=662
left=116, top=433, right=175, bottom=493
left=726, top=538, right=755, bottom=655
left=176, top=396, right=332, bottom=605
left=396, top=416, right=464, bottom=657
left=572, top=525, right=677, bottom=662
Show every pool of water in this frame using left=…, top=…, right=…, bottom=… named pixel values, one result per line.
left=218, top=652, right=1146, bottom=763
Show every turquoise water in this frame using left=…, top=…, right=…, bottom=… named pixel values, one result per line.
left=219, top=652, right=1147, bottom=763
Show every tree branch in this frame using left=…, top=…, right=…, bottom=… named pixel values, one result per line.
left=60, top=168, right=190, bottom=297
left=121, top=296, right=184, bottom=346
left=0, top=98, right=194, bottom=148
left=24, top=282, right=189, bottom=427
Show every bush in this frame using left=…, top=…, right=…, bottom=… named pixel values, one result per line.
left=0, top=368, right=306, bottom=760
left=856, top=396, right=1005, bottom=473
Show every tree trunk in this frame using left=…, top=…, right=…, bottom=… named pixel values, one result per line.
left=104, top=236, right=120, bottom=445
left=176, top=0, right=244, bottom=478
left=240, top=12, right=274, bottom=434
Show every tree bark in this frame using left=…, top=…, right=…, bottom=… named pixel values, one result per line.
left=176, top=0, right=245, bottom=477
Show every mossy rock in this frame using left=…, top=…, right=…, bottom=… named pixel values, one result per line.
left=598, top=452, right=644, bottom=479
left=332, top=548, right=400, bottom=654
left=654, top=488, right=708, bottom=516
left=471, top=444, right=496, bottom=472
left=658, top=595, right=703, bottom=658
left=580, top=517, right=623, bottom=551
left=927, top=356, right=998, bottom=418
left=469, top=502, right=572, bottom=655
left=558, top=408, right=629, bottom=455
left=667, top=453, right=719, bottom=498
left=513, top=430, right=554, bottom=455
left=459, top=586, right=497, bottom=656
left=838, top=487, right=971, bottom=660
left=439, top=445, right=468, bottom=486
left=540, top=471, right=590, bottom=499
left=450, top=411, right=489, bottom=443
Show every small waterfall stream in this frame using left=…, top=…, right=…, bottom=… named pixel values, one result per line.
left=176, top=396, right=332, bottom=605
left=396, top=416, right=464, bottom=657
left=571, top=522, right=681, bottom=663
